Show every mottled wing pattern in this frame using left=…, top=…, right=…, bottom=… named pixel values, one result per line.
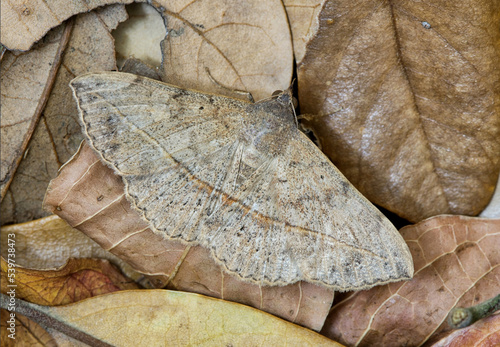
left=71, top=72, right=247, bottom=177
left=192, top=132, right=413, bottom=290
left=71, top=72, right=413, bottom=290
left=265, top=133, right=413, bottom=289
left=71, top=71, right=255, bottom=237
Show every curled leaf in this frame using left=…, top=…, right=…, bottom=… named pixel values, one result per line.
left=0, top=257, right=139, bottom=306
left=0, top=215, right=141, bottom=281
left=44, top=141, right=334, bottom=331
left=321, top=215, right=500, bottom=346
left=297, top=1, right=500, bottom=222
left=430, top=313, right=500, bottom=347
left=1, top=5, right=128, bottom=225
left=2, top=290, right=342, bottom=346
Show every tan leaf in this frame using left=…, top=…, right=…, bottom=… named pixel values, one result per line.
left=44, top=141, right=334, bottom=331
left=0, top=0, right=134, bottom=51
left=8, top=290, right=343, bottom=346
left=0, top=5, right=127, bottom=225
left=2, top=0, right=293, bottom=100
left=282, top=0, right=326, bottom=63
left=321, top=215, right=500, bottom=346
left=297, top=1, right=500, bottom=222
left=0, top=254, right=137, bottom=347
left=429, top=313, right=500, bottom=347
left=1, top=309, right=57, bottom=347
left=157, top=0, right=293, bottom=100
left=0, top=257, right=139, bottom=306
left=481, top=174, right=500, bottom=218
left=113, top=3, right=166, bottom=69
left=0, top=215, right=141, bottom=282
left=46, top=329, right=93, bottom=347
left=0, top=22, right=72, bottom=199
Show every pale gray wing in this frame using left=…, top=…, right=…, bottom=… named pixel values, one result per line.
left=197, top=131, right=414, bottom=290
left=71, top=72, right=412, bottom=290
left=71, top=72, right=296, bottom=286
left=71, top=72, right=249, bottom=177
left=70, top=72, right=256, bottom=236
left=255, top=131, right=413, bottom=290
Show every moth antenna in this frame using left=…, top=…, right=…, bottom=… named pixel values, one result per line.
left=291, top=98, right=298, bottom=128
left=205, top=67, right=254, bottom=102
left=287, top=79, right=298, bottom=128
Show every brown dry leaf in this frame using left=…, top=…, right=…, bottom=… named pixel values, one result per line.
left=113, top=3, right=166, bottom=68
left=0, top=22, right=72, bottom=200
left=429, top=313, right=500, bottom=347
left=282, top=0, right=325, bottom=63
left=3, top=0, right=293, bottom=100
left=481, top=174, right=500, bottom=219
left=0, top=256, right=138, bottom=346
left=46, top=329, right=92, bottom=347
left=0, top=215, right=141, bottom=281
left=44, top=141, right=334, bottom=332
left=0, top=5, right=128, bottom=225
left=321, top=215, right=500, bottom=346
left=297, top=1, right=500, bottom=222
left=1, top=309, right=57, bottom=347
left=157, top=0, right=293, bottom=101
left=0, top=257, right=139, bottom=306
left=9, top=290, right=342, bottom=346
left=0, top=0, right=134, bottom=51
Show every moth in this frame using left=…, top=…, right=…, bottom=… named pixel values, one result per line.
left=70, top=72, right=413, bottom=291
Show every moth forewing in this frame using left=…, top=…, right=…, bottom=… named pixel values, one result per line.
left=70, top=71, right=414, bottom=291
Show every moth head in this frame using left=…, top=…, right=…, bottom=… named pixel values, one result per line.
left=271, top=87, right=298, bottom=110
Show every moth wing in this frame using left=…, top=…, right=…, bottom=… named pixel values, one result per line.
left=256, top=132, right=414, bottom=289
left=70, top=71, right=249, bottom=177
left=70, top=71, right=257, bottom=241
left=71, top=72, right=413, bottom=290
left=185, top=132, right=414, bottom=290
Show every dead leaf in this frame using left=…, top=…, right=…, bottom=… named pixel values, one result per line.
left=428, top=313, right=500, bottom=347
left=120, top=57, right=161, bottom=80
left=0, top=5, right=128, bottom=225
left=297, top=1, right=500, bottom=222
left=0, top=250, right=138, bottom=345
left=0, top=0, right=134, bottom=51
left=46, top=329, right=92, bottom=347
left=0, top=215, right=142, bottom=282
left=113, top=3, right=166, bottom=68
left=0, top=257, right=139, bottom=306
left=481, top=174, right=500, bottom=219
left=282, top=0, right=325, bottom=63
left=321, top=215, right=500, bottom=346
left=4, top=290, right=343, bottom=346
left=1, top=309, right=57, bottom=347
left=156, top=0, right=293, bottom=100
left=0, top=22, right=72, bottom=199
left=44, top=141, right=334, bottom=332
left=3, top=0, right=293, bottom=100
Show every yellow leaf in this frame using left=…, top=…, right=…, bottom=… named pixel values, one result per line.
left=12, top=290, right=343, bottom=346
left=0, top=257, right=139, bottom=306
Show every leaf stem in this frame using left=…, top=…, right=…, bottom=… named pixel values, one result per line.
left=0, top=293, right=114, bottom=347
left=447, top=294, right=500, bottom=329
